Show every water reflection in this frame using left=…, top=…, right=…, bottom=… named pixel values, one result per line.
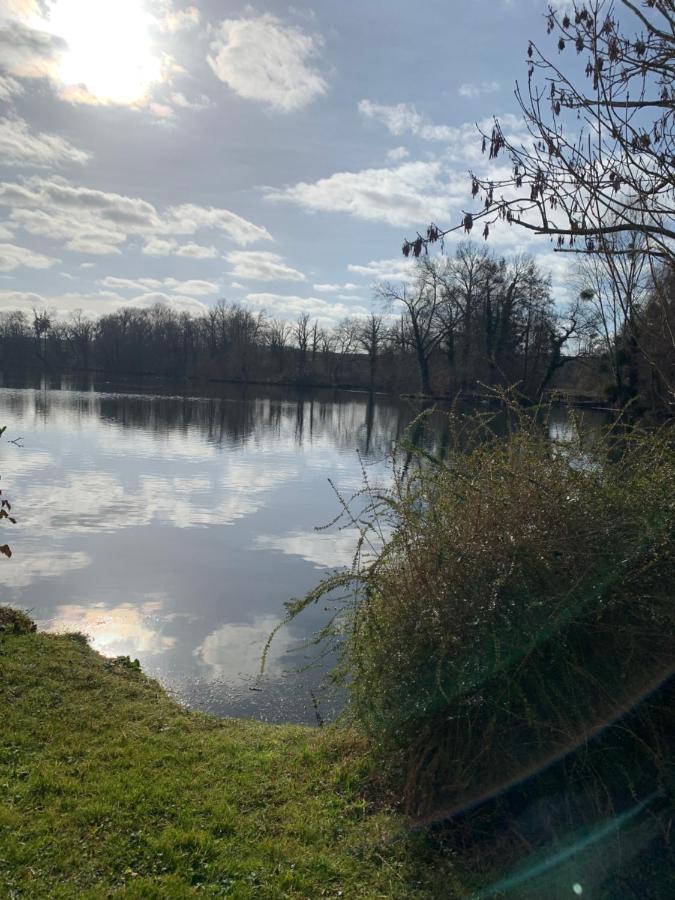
left=0, top=373, right=609, bottom=723
left=52, top=599, right=177, bottom=656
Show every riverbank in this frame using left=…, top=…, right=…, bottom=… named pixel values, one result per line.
left=0, top=610, right=463, bottom=899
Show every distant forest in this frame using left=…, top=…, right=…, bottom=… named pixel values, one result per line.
left=2, top=243, right=673, bottom=412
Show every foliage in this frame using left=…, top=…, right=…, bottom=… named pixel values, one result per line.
left=280, top=401, right=674, bottom=893
left=0, top=607, right=35, bottom=635
left=0, top=619, right=465, bottom=898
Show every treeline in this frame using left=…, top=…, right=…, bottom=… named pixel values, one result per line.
left=1, top=244, right=672, bottom=409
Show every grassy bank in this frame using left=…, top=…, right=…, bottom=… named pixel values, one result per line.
left=0, top=612, right=462, bottom=899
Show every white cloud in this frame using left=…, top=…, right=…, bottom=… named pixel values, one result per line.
left=169, top=91, right=211, bottom=111
left=0, top=175, right=272, bottom=256
left=99, top=276, right=219, bottom=297
left=148, top=101, right=175, bottom=121
left=386, top=146, right=409, bottom=163
left=207, top=14, right=327, bottom=112
left=458, top=80, right=500, bottom=99
left=163, top=5, right=200, bottom=33
left=0, top=115, right=89, bottom=167
left=359, top=99, right=459, bottom=142
left=266, top=160, right=461, bottom=227
left=0, top=287, right=208, bottom=318
left=245, top=292, right=368, bottom=325
left=347, top=257, right=416, bottom=282
left=313, top=282, right=358, bottom=293
left=0, top=73, right=24, bottom=100
left=160, top=203, right=272, bottom=244
left=0, top=242, right=59, bottom=272
left=226, top=250, right=305, bottom=282
left=0, top=20, right=65, bottom=81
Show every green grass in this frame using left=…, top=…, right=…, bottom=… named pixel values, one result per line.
left=0, top=618, right=463, bottom=899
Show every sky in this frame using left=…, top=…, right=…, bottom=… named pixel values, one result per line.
left=0, top=0, right=573, bottom=326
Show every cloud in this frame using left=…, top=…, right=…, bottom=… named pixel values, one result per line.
left=257, top=528, right=360, bottom=569
left=148, top=101, right=175, bottom=121
left=169, top=90, right=211, bottom=111
left=360, top=102, right=526, bottom=168
left=313, top=282, right=358, bottom=293
left=0, top=242, right=59, bottom=272
left=0, top=287, right=208, bottom=318
left=0, top=20, right=65, bottom=81
left=226, top=250, right=305, bottom=282
left=99, top=276, right=219, bottom=296
left=386, top=146, right=409, bottom=163
left=160, top=203, right=272, bottom=244
left=139, top=238, right=222, bottom=259
left=359, top=99, right=459, bottom=142
left=347, top=257, right=416, bottom=282
left=207, top=14, right=327, bottom=112
left=458, top=80, right=501, bottom=98
left=0, top=115, right=90, bottom=167
left=0, top=74, right=24, bottom=100
left=0, top=175, right=272, bottom=257
left=196, top=615, right=296, bottom=681
left=245, top=292, right=368, bottom=325
left=266, top=160, right=461, bottom=227
left=163, top=5, right=200, bottom=33
left=51, top=601, right=176, bottom=656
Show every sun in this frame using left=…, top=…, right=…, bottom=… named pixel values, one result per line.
left=46, top=0, right=163, bottom=106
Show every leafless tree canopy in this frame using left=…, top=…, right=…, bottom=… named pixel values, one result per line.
left=403, top=0, right=675, bottom=264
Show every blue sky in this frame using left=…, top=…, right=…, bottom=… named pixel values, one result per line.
left=0, top=0, right=572, bottom=325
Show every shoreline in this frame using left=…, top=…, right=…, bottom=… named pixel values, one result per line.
left=0, top=608, right=462, bottom=898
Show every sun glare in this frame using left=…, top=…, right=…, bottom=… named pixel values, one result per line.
left=47, top=0, right=163, bottom=105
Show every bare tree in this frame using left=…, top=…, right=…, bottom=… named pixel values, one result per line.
left=294, top=313, right=312, bottom=377
left=377, top=261, right=446, bottom=395
left=357, top=313, right=384, bottom=389
left=403, top=1, right=675, bottom=265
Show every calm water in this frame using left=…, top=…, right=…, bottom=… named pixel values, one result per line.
left=0, top=372, right=603, bottom=724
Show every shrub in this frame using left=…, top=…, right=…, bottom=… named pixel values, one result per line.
left=279, top=402, right=674, bottom=889
left=0, top=607, right=36, bottom=635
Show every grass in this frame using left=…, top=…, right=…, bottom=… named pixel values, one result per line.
left=0, top=616, right=464, bottom=899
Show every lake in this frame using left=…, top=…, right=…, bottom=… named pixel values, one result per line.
left=0, top=373, right=603, bottom=724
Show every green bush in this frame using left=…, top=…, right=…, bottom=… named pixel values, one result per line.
left=0, top=607, right=36, bottom=635
left=280, top=402, right=674, bottom=889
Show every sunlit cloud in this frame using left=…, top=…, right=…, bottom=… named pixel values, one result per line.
left=226, top=250, right=306, bottom=283
left=49, top=600, right=177, bottom=655
left=207, top=14, right=327, bottom=113
left=265, top=160, right=462, bottom=228
left=0, top=115, right=89, bottom=167
left=0, top=176, right=272, bottom=261
left=0, top=242, right=59, bottom=272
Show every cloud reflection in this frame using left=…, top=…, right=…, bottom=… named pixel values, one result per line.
left=2, top=548, right=90, bottom=589
left=49, top=599, right=176, bottom=656
left=195, top=615, right=296, bottom=680
left=256, top=529, right=362, bottom=569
